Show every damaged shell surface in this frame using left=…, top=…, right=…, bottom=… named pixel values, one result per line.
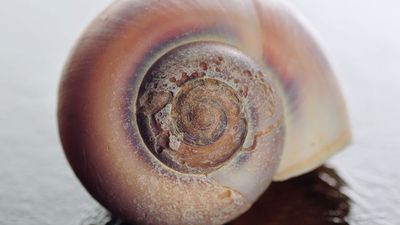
left=58, top=0, right=351, bottom=224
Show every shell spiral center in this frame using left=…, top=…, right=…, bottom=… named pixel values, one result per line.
left=136, top=42, right=276, bottom=174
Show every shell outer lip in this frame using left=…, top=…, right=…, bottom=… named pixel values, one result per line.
left=274, top=129, right=351, bottom=181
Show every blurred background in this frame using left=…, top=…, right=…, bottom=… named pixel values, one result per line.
left=1, top=0, right=399, bottom=224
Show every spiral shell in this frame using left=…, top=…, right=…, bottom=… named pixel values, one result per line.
left=58, top=0, right=350, bottom=224
left=136, top=42, right=282, bottom=175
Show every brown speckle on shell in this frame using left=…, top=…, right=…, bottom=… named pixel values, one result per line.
left=136, top=42, right=281, bottom=174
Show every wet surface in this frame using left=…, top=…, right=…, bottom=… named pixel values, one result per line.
left=1, top=0, right=400, bottom=225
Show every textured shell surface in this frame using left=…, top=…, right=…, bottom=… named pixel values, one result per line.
left=58, top=0, right=350, bottom=224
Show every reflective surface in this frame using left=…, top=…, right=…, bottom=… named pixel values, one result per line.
left=1, top=0, right=400, bottom=224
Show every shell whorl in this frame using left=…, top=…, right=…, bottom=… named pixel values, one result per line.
left=136, top=42, right=278, bottom=174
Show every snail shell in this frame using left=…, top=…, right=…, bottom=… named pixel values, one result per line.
left=58, top=0, right=351, bottom=225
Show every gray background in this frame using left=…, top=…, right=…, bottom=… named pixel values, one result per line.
left=1, top=0, right=399, bottom=224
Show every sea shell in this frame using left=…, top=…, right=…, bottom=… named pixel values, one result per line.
left=58, top=0, right=351, bottom=224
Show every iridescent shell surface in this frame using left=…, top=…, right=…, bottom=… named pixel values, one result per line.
left=58, top=0, right=350, bottom=224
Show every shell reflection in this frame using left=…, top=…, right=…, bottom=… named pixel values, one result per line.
left=229, top=166, right=350, bottom=225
